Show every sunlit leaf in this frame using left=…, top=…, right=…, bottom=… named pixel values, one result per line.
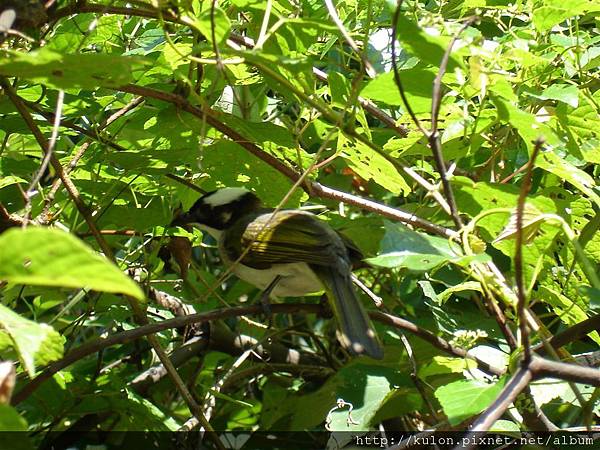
left=0, top=228, right=145, bottom=302
left=0, top=304, right=63, bottom=377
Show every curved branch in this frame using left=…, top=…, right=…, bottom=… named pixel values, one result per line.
left=117, top=84, right=457, bottom=238
left=13, top=302, right=502, bottom=405
left=51, top=2, right=409, bottom=137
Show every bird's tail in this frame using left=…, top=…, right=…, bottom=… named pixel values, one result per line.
left=317, top=267, right=384, bottom=359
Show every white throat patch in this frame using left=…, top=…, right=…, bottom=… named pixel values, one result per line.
left=195, top=223, right=223, bottom=240
left=204, top=187, right=249, bottom=207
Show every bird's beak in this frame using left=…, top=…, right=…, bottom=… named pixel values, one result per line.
left=171, top=211, right=192, bottom=227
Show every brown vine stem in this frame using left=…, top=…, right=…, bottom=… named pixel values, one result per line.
left=427, top=18, right=477, bottom=229
left=13, top=302, right=504, bottom=406
left=3, top=78, right=220, bottom=447
left=515, top=137, right=544, bottom=364
left=38, top=96, right=144, bottom=222
left=0, top=77, right=114, bottom=259
left=116, top=84, right=457, bottom=238
left=466, top=366, right=533, bottom=436
left=50, top=2, right=409, bottom=138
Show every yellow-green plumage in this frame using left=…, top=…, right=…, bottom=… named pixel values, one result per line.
left=179, top=188, right=384, bottom=359
left=222, top=210, right=383, bottom=359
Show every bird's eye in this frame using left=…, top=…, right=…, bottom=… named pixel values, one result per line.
left=220, top=211, right=233, bottom=224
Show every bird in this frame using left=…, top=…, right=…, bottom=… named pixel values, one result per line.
left=175, top=187, right=384, bottom=359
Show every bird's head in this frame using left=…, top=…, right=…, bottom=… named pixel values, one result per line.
left=174, top=187, right=262, bottom=237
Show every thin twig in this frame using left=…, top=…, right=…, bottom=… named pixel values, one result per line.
left=324, top=0, right=376, bottom=77
left=515, top=137, right=544, bottom=364
left=24, top=89, right=64, bottom=214
left=390, top=0, right=427, bottom=135
left=0, top=77, right=114, bottom=259
left=427, top=18, right=477, bottom=228
left=117, top=83, right=457, bottom=238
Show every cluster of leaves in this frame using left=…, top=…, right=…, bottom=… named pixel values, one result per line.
left=0, top=0, right=599, bottom=446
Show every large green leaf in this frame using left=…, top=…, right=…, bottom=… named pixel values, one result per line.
left=200, top=140, right=304, bottom=207
left=435, top=377, right=507, bottom=425
left=536, top=150, right=600, bottom=209
left=0, top=227, right=145, bottom=301
left=184, top=6, right=231, bottom=46
left=538, top=286, right=600, bottom=345
left=492, top=96, right=561, bottom=151
left=287, top=356, right=413, bottom=432
left=70, top=389, right=181, bottom=430
left=0, top=48, right=149, bottom=89
left=361, top=68, right=437, bottom=113
left=0, top=404, right=28, bottom=432
left=0, top=304, right=64, bottom=377
left=533, top=0, right=600, bottom=31
left=394, top=13, right=464, bottom=71
left=338, top=135, right=411, bottom=196
left=556, top=97, right=600, bottom=164
left=367, top=222, right=489, bottom=270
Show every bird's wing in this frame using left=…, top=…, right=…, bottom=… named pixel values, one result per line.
left=222, top=210, right=348, bottom=269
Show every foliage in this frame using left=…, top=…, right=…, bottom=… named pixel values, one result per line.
left=0, top=0, right=599, bottom=446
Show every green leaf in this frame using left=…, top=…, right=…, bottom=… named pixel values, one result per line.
left=0, top=48, right=149, bottom=89
left=200, top=140, right=304, bottom=207
left=538, top=286, right=600, bottom=345
left=239, top=51, right=315, bottom=102
left=418, top=356, right=477, bottom=379
left=453, top=178, right=558, bottom=239
left=0, top=175, right=26, bottom=190
left=492, top=96, right=561, bottom=150
left=0, top=228, right=145, bottom=302
left=493, top=204, right=546, bottom=243
left=361, top=68, right=436, bottom=113
left=338, top=136, right=411, bottom=196
left=435, top=378, right=507, bottom=425
left=367, top=222, right=489, bottom=270
left=0, top=304, right=64, bottom=377
left=532, top=0, right=600, bottom=31
left=290, top=357, right=412, bottom=431
left=489, top=419, right=521, bottom=434
left=556, top=97, right=600, bottom=164
left=394, top=14, right=464, bottom=71
left=184, top=7, right=231, bottom=46
left=537, top=84, right=579, bottom=108
left=0, top=404, right=29, bottom=432
left=72, top=389, right=181, bottom=430
left=536, top=150, right=600, bottom=209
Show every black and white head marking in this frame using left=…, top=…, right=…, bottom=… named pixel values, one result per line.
left=183, top=187, right=262, bottom=233
left=202, top=187, right=250, bottom=208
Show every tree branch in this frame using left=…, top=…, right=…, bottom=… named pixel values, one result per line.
left=116, top=83, right=457, bottom=238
